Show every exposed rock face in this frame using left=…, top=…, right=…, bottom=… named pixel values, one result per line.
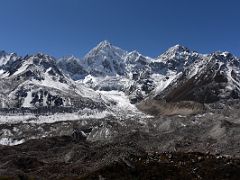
left=57, top=56, right=87, bottom=80
left=154, top=52, right=240, bottom=104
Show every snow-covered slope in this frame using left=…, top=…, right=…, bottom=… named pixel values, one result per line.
left=58, top=41, right=240, bottom=106
left=60, top=41, right=163, bottom=103
left=77, top=42, right=170, bottom=102
left=0, top=53, right=106, bottom=109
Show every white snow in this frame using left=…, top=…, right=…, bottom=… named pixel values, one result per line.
left=186, top=57, right=208, bottom=79
left=0, top=89, right=146, bottom=125
left=0, top=110, right=112, bottom=125
left=0, top=138, right=25, bottom=146
left=0, top=70, right=9, bottom=78
left=0, top=114, right=36, bottom=124
left=220, top=52, right=230, bottom=58
left=12, top=61, right=29, bottom=76
left=97, top=90, right=145, bottom=116
left=0, top=54, right=11, bottom=66
left=22, top=91, right=33, bottom=107
left=153, top=71, right=178, bottom=94
left=0, top=69, right=4, bottom=75
left=226, top=65, right=240, bottom=91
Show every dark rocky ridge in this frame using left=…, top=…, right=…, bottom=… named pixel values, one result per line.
left=156, top=55, right=240, bottom=103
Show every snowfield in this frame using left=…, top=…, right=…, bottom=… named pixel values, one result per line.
left=0, top=90, right=146, bottom=126
left=0, top=111, right=110, bottom=125
left=98, top=90, right=144, bottom=115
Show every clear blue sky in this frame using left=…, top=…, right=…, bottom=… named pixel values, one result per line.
left=0, top=0, right=239, bottom=58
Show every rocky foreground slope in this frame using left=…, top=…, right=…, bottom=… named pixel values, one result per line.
left=0, top=101, right=240, bottom=179
left=0, top=135, right=240, bottom=179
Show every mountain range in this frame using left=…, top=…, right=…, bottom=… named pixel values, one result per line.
left=0, top=41, right=239, bottom=115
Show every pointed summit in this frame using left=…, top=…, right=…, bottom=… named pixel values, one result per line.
left=157, top=44, right=193, bottom=60
left=166, top=44, right=191, bottom=54
left=25, top=53, right=57, bottom=65
left=82, top=40, right=127, bottom=76
left=84, top=40, right=127, bottom=60
left=0, top=50, right=19, bottom=67
left=63, top=55, right=80, bottom=62
left=97, top=40, right=112, bottom=48
left=90, top=40, right=114, bottom=53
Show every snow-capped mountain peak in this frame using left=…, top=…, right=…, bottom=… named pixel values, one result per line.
left=58, top=55, right=81, bottom=64
left=210, top=51, right=237, bottom=63
left=167, top=44, right=190, bottom=53
left=96, top=40, right=112, bottom=49
left=0, top=50, right=18, bottom=67
left=2, top=53, right=61, bottom=79
left=82, top=41, right=128, bottom=76
left=65, top=55, right=80, bottom=62
left=155, top=45, right=200, bottom=72
left=29, top=53, right=56, bottom=64
left=157, top=44, right=192, bottom=61
left=84, top=40, right=127, bottom=60
left=125, top=50, right=141, bottom=62
left=125, top=50, right=153, bottom=65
